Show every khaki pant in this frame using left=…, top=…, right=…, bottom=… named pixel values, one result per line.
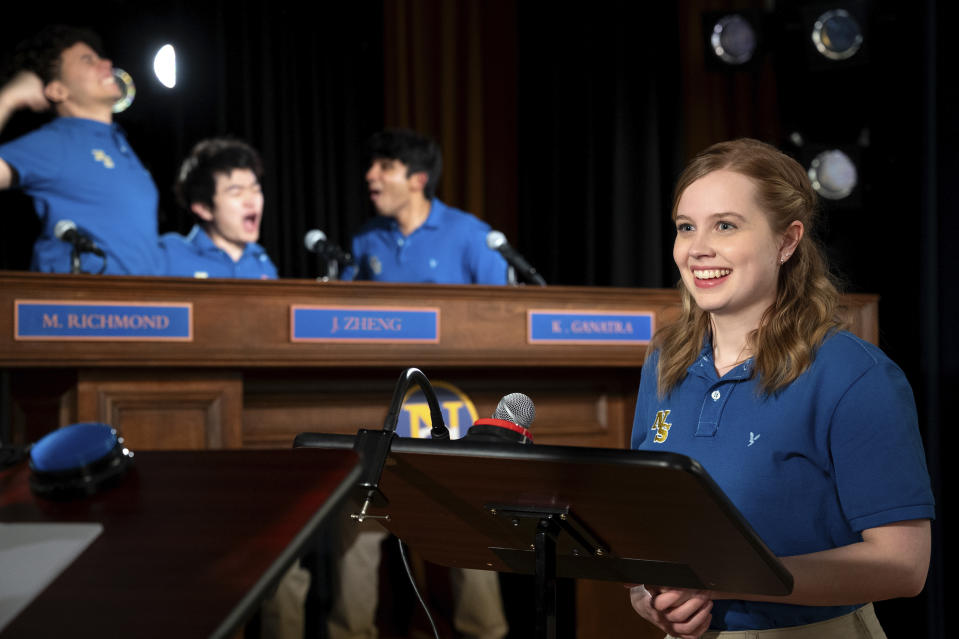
left=260, top=563, right=311, bottom=639
left=668, top=603, right=886, bottom=639
left=327, top=521, right=508, bottom=639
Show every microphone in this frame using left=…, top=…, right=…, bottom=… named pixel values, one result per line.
left=465, top=392, right=535, bottom=444
left=304, top=229, right=354, bottom=266
left=54, top=220, right=105, bottom=257
left=486, top=231, right=546, bottom=286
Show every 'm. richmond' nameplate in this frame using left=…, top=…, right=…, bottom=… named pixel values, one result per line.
left=15, top=300, right=193, bottom=341
left=291, top=305, right=439, bottom=343
left=528, top=310, right=653, bottom=344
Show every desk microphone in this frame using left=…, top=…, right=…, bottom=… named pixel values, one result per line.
left=54, top=220, right=105, bottom=257
left=486, top=231, right=546, bottom=286
left=304, top=229, right=353, bottom=265
left=465, top=393, right=535, bottom=444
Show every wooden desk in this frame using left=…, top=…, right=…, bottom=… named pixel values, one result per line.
left=0, top=272, right=878, bottom=453
left=0, top=448, right=359, bottom=638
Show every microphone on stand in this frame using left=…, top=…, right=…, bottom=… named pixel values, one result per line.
left=304, top=229, right=354, bottom=281
left=465, top=392, right=535, bottom=444
left=486, top=231, right=546, bottom=286
left=304, top=229, right=353, bottom=265
left=54, top=219, right=107, bottom=274
left=54, top=220, right=105, bottom=257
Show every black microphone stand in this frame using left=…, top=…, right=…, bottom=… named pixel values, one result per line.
left=70, top=242, right=82, bottom=274
left=66, top=239, right=107, bottom=275
left=350, top=367, right=448, bottom=523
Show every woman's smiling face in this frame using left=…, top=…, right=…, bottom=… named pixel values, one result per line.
left=673, top=169, right=789, bottom=328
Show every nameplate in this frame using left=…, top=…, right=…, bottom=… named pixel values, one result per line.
left=291, top=305, right=440, bottom=343
left=14, top=300, right=193, bottom=341
left=528, top=310, right=653, bottom=344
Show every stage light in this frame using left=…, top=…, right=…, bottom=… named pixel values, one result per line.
left=709, top=14, right=758, bottom=65
left=153, top=44, right=176, bottom=88
left=811, top=9, right=862, bottom=60
left=808, top=149, right=858, bottom=200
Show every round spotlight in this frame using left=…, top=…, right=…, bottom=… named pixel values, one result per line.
left=710, top=14, right=758, bottom=65
left=811, top=9, right=863, bottom=60
left=111, top=68, right=135, bottom=113
left=808, top=150, right=858, bottom=200
left=153, top=44, right=177, bottom=89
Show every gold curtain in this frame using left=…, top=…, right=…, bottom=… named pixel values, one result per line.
left=381, top=0, right=518, bottom=239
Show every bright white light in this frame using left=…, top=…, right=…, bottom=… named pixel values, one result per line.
left=153, top=44, right=176, bottom=89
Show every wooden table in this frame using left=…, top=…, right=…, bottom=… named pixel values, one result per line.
left=0, top=448, right=359, bottom=638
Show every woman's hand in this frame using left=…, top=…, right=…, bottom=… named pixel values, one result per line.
left=629, top=584, right=713, bottom=639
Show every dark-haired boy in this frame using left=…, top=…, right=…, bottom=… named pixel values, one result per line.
left=0, top=25, right=163, bottom=274
left=345, top=128, right=507, bottom=284
left=161, top=138, right=277, bottom=279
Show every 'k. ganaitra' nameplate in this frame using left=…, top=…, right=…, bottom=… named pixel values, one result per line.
left=291, top=305, right=440, bottom=343
left=15, top=300, right=193, bottom=341
left=528, top=310, right=653, bottom=344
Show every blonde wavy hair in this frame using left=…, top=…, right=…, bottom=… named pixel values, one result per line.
left=653, top=138, right=843, bottom=397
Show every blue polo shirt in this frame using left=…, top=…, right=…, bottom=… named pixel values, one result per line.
left=345, top=199, right=508, bottom=284
left=0, top=117, right=163, bottom=275
left=160, top=225, right=277, bottom=279
left=632, top=331, right=934, bottom=630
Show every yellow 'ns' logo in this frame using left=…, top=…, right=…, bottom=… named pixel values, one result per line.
left=92, top=149, right=115, bottom=169
left=651, top=409, right=671, bottom=443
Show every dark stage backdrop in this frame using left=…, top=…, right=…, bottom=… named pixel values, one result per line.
left=1, top=1, right=953, bottom=637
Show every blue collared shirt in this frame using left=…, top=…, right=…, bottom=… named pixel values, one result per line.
left=160, top=225, right=277, bottom=279
left=632, top=332, right=934, bottom=630
left=344, top=199, right=508, bottom=284
left=0, top=117, right=163, bottom=275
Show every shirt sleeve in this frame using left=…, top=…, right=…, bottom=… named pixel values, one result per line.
left=829, top=358, right=935, bottom=532
left=261, top=254, right=279, bottom=279
left=0, top=124, right=64, bottom=189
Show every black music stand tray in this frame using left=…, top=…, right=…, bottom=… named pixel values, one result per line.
left=294, top=433, right=792, bottom=639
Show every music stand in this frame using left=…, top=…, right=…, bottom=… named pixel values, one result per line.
left=294, top=433, right=792, bottom=639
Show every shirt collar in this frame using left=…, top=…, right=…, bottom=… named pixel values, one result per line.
left=421, top=198, right=445, bottom=229
left=387, top=198, right=445, bottom=235
left=185, top=224, right=263, bottom=259
left=687, top=335, right=754, bottom=381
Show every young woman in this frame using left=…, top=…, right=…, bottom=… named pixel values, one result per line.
left=629, top=139, right=934, bottom=638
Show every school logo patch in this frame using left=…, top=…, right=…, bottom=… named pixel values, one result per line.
left=651, top=409, right=672, bottom=444
left=368, top=255, right=382, bottom=275
left=395, top=381, right=478, bottom=440
left=91, top=149, right=115, bottom=169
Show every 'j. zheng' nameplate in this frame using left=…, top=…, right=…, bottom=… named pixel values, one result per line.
left=15, top=300, right=193, bottom=341
left=528, top=310, right=653, bottom=344
left=291, top=306, right=440, bottom=343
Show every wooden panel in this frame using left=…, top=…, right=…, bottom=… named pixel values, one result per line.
left=0, top=273, right=880, bottom=370
left=76, top=370, right=242, bottom=451
left=0, top=273, right=672, bottom=368
left=241, top=368, right=640, bottom=449
left=7, top=370, right=77, bottom=443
